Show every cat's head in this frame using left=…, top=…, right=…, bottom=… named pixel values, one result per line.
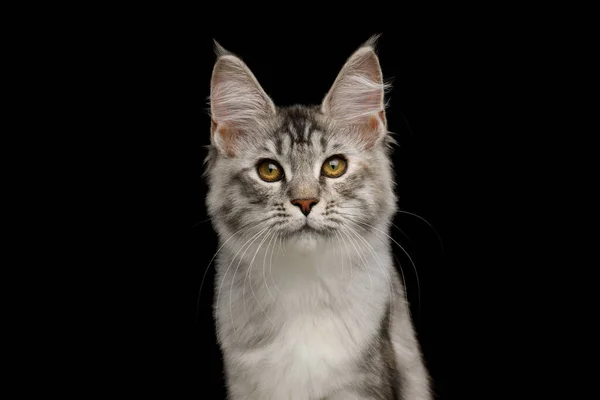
left=205, top=37, right=397, bottom=251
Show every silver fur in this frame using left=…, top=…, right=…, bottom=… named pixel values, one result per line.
left=205, top=37, right=432, bottom=400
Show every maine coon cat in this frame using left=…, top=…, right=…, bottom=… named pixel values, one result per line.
left=204, top=37, right=431, bottom=400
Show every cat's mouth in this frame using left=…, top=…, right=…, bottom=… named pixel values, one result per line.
left=299, top=224, right=318, bottom=232
left=279, top=217, right=331, bottom=238
left=295, top=220, right=327, bottom=235
left=281, top=224, right=326, bottom=245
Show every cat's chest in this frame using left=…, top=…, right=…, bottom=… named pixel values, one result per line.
left=232, top=309, right=379, bottom=398
left=264, top=310, right=367, bottom=357
left=227, top=251, right=388, bottom=365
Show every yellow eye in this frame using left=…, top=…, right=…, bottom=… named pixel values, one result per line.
left=257, top=159, right=284, bottom=182
left=321, top=155, right=347, bottom=178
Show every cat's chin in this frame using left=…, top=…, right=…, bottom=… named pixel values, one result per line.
left=285, top=228, right=323, bottom=253
left=289, top=234, right=319, bottom=253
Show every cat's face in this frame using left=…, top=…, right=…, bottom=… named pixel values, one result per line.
left=206, top=38, right=396, bottom=250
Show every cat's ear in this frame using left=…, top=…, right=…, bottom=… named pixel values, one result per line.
left=321, top=36, right=388, bottom=148
left=210, top=41, right=276, bottom=156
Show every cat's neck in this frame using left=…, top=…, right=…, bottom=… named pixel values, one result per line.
left=226, top=231, right=393, bottom=307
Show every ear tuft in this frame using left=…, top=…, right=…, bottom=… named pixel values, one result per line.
left=213, top=39, right=232, bottom=58
left=362, top=33, right=382, bottom=50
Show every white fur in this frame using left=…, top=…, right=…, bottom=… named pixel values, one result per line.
left=216, top=233, right=397, bottom=399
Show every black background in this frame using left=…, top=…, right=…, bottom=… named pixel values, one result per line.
left=95, top=14, right=541, bottom=399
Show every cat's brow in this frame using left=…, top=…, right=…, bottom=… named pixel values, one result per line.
left=269, top=106, right=332, bottom=157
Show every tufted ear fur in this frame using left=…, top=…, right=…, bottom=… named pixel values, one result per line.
left=321, top=36, right=389, bottom=148
left=210, top=42, right=276, bottom=156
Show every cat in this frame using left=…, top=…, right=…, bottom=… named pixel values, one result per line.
left=204, top=36, right=432, bottom=400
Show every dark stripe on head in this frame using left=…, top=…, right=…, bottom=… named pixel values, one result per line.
left=278, top=105, right=324, bottom=147
left=275, top=132, right=284, bottom=156
left=320, top=131, right=328, bottom=151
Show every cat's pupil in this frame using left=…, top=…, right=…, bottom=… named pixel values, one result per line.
left=269, top=164, right=276, bottom=173
left=330, top=160, right=338, bottom=170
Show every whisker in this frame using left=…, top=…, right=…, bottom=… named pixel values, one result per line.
left=341, top=216, right=422, bottom=318
left=335, top=227, right=355, bottom=291
left=196, top=225, right=247, bottom=321
left=269, top=232, right=282, bottom=297
left=397, top=209, right=444, bottom=254
left=262, top=230, right=278, bottom=304
left=344, top=224, right=397, bottom=332
left=388, top=220, right=415, bottom=247
left=332, top=206, right=413, bottom=245
left=333, top=230, right=345, bottom=279
left=243, top=229, right=271, bottom=314
left=339, top=226, right=373, bottom=304
left=191, top=217, right=212, bottom=228
left=215, top=226, right=268, bottom=336
left=244, top=229, right=275, bottom=328
left=282, top=233, right=287, bottom=255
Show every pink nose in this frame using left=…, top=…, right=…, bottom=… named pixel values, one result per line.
left=291, top=198, right=319, bottom=216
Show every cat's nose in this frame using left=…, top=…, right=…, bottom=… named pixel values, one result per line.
left=291, top=198, right=319, bottom=216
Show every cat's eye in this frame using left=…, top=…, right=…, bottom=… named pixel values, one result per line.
left=321, top=155, right=347, bottom=178
left=257, top=159, right=284, bottom=182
